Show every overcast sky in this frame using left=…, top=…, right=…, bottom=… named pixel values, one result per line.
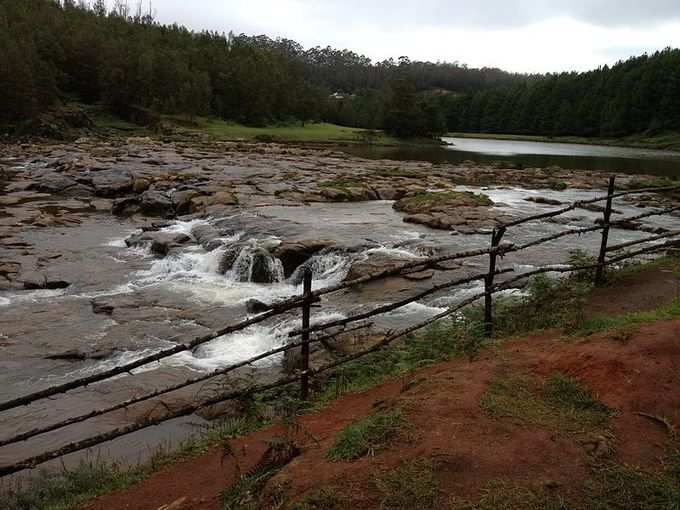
left=143, top=0, right=680, bottom=73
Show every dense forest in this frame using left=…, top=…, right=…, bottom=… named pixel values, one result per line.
left=2, top=0, right=680, bottom=139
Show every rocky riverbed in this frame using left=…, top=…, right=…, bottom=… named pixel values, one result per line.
left=1, top=137, right=678, bottom=471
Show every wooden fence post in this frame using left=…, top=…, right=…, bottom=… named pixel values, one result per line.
left=595, top=176, right=616, bottom=285
left=485, top=226, right=506, bottom=337
left=300, top=267, right=313, bottom=400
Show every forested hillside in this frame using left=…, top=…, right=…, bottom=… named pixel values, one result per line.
left=0, top=0, right=516, bottom=138
left=445, top=49, right=680, bottom=137
left=2, top=0, right=680, bottom=139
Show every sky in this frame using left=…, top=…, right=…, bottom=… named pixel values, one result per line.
left=142, top=0, right=680, bottom=73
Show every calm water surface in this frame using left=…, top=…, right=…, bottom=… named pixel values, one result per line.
left=344, top=136, right=680, bottom=177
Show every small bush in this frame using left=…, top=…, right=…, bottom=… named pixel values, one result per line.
left=327, top=410, right=406, bottom=461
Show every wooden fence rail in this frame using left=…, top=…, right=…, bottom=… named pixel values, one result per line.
left=0, top=176, right=679, bottom=477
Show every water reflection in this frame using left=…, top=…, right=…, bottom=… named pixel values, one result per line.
left=343, top=136, right=680, bottom=177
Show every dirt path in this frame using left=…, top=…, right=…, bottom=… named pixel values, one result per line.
left=87, top=265, right=680, bottom=510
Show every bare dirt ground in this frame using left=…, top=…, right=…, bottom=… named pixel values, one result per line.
left=86, top=263, right=680, bottom=510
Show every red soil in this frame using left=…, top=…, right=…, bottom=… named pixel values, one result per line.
left=87, top=270, right=680, bottom=510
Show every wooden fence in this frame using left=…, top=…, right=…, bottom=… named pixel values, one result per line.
left=0, top=177, right=679, bottom=477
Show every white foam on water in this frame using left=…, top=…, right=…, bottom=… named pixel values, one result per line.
left=384, top=301, right=447, bottom=318
left=0, top=296, right=11, bottom=307
left=361, top=245, right=425, bottom=260
left=0, top=288, right=67, bottom=306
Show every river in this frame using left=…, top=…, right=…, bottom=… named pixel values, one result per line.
left=344, top=136, right=680, bottom=177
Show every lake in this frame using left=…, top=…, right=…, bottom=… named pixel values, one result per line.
left=344, top=136, right=680, bottom=177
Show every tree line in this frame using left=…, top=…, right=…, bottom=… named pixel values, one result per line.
left=444, top=49, right=680, bottom=137
left=2, top=0, right=680, bottom=139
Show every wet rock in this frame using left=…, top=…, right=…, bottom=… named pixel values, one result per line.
left=250, top=248, right=279, bottom=283
left=92, top=169, right=133, bottom=197
left=17, top=271, right=70, bottom=290
left=191, top=224, right=224, bottom=251
left=272, top=239, right=336, bottom=277
left=207, top=191, right=238, bottom=206
left=45, top=348, right=116, bottom=362
left=112, top=197, right=141, bottom=216
left=525, top=197, right=563, bottom=206
left=125, top=231, right=191, bottom=255
left=218, top=245, right=242, bottom=274
left=132, top=177, right=151, bottom=194
left=246, top=298, right=270, bottom=314
left=345, top=252, right=416, bottom=281
left=30, top=174, right=80, bottom=194
left=374, top=187, right=407, bottom=201
left=172, top=189, right=199, bottom=215
left=140, top=190, right=175, bottom=218
left=403, top=269, right=435, bottom=281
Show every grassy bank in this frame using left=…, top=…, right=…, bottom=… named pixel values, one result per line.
left=446, top=131, right=680, bottom=152
left=191, top=119, right=403, bottom=145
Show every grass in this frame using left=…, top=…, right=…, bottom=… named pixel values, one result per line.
left=585, top=463, right=680, bottom=509
left=2, top=414, right=264, bottom=510
left=373, top=460, right=442, bottom=510
left=394, top=191, right=493, bottom=210
left=192, top=118, right=400, bottom=145
left=446, top=131, right=680, bottom=152
left=288, top=489, right=346, bottom=510
left=576, top=298, right=680, bottom=337
left=480, top=372, right=612, bottom=432
left=326, top=410, right=407, bottom=461
left=452, top=482, right=570, bottom=510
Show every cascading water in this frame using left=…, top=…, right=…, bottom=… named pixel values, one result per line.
left=228, top=243, right=285, bottom=284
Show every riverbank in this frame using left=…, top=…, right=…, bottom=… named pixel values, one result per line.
left=6, top=257, right=679, bottom=510
left=447, top=131, right=680, bottom=152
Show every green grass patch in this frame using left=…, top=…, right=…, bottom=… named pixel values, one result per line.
left=395, top=191, right=493, bottom=210
left=193, top=118, right=399, bottom=145
left=2, top=414, right=264, bottom=510
left=585, top=463, right=680, bottom=509
left=373, top=460, right=442, bottom=510
left=576, top=298, right=680, bottom=337
left=327, top=410, right=407, bottom=461
left=453, top=481, right=570, bottom=510
left=480, top=372, right=612, bottom=432
left=288, top=489, right=346, bottom=510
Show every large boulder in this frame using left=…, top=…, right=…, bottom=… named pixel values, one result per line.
left=17, top=271, right=70, bottom=290
left=140, top=190, right=175, bottom=218
left=92, top=170, right=134, bottom=197
left=172, top=189, right=199, bottom=215
left=125, top=231, right=191, bottom=256
left=250, top=248, right=280, bottom=284
left=272, top=239, right=336, bottom=277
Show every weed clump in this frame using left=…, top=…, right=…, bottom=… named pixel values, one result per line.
left=327, top=410, right=406, bottom=461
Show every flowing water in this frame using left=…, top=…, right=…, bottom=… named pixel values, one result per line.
left=344, top=136, right=680, bottom=177
left=1, top=183, right=678, bottom=479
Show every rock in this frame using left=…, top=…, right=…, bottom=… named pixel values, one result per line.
left=525, top=197, right=563, bottom=206
left=191, top=224, right=225, bottom=251
left=207, top=191, right=238, bottom=206
left=132, top=177, right=151, bottom=193
left=272, top=239, right=336, bottom=277
left=250, top=248, right=279, bottom=283
left=218, top=245, right=242, bottom=274
left=345, top=252, right=415, bottom=281
left=112, top=197, right=141, bottom=216
left=45, top=348, right=116, bottom=362
left=403, top=269, right=435, bottom=281
left=92, top=170, right=133, bottom=197
left=125, top=232, right=191, bottom=255
left=171, top=189, right=199, bottom=215
left=17, top=271, right=70, bottom=290
left=246, top=298, right=270, bottom=314
left=30, top=174, right=80, bottom=194
left=140, top=190, right=175, bottom=218
left=374, top=187, right=407, bottom=201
